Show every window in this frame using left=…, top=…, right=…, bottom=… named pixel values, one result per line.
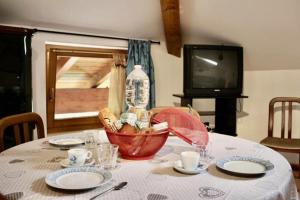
left=46, top=44, right=127, bottom=133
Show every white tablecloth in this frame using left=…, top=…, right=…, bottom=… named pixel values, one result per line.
left=0, top=131, right=298, bottom=200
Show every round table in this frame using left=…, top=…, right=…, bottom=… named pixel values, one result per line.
left=0, top=131, right=298, bottom=200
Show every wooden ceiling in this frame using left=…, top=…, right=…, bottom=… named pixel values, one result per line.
left=160, top=0, right=182, bottom=57
left=56, top=56, right=113, bottom=89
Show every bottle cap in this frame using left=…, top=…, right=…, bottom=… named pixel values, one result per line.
left=134, top=65, right=142, bottom=69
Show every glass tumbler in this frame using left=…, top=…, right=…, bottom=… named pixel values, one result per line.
left=84, top=131, right=97, bottom=149
left=192, top=141, right=212, bottom=164
left=97, top=143, right=119, bottom=169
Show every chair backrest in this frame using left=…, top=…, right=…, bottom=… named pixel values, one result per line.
left=268, top=97, right=300, bottom=138
left=0, top=112, right=45, bottom=152
left=0, top=193, right=7, bottom=200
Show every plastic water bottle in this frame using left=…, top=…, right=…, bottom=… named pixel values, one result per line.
left=125, top=65, right=149, bottom=109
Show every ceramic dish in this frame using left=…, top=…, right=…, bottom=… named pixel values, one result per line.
left=48, top=137, right=84, bottom=147
left=59, top=158, right=95, bottom=168
left=173, top=160, right=208, bottom=175
left=45, top=167, right=112, bottom=190
left=216, top=156, right=274, bottom=177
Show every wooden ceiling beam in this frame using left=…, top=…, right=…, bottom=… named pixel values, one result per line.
left=160, top=0, right=182, bottom=57
left=56, top=57, right=79, bottom=79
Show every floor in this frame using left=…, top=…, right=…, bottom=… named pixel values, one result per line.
left=297, top=180, right=300, bottom=199
left=295, top=178, right=300, bottom=191
left=292, top=171, right=300, bottom=199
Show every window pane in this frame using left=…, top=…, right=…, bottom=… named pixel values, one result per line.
left=54, top=56, right=112, bottom=119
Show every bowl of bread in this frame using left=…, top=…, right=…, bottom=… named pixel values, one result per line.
left=99, top=108, right=169, bottom=160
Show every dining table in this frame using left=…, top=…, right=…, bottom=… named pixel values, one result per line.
left=0, top=130, right=298, bottom=200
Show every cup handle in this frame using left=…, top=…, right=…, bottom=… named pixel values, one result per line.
left=86, top=151, right=93, bottom=160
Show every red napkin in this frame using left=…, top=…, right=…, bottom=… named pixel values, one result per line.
left=151, top=108, right=209, bottom=145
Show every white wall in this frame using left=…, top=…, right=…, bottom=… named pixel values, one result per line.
left=32, top=34, right=300, bottom=145
left=32, top=36, right=186, bottom=136
left=238, top=69, right=300, bottom=142
left=31, top=32, right=127, bottom=135
left=32, top=34, right=178, bottom=136
left=151, top=42, right=182, bottom=106
left=152, top=43, right=300, bottom=144
left=151, top=43, right=215, bottom=125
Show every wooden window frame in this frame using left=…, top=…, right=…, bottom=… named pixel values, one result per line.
left=46, top=44, right=127, bottom=133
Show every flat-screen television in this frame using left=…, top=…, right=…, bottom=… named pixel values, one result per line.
left=184, top=44, right=243, bottom=97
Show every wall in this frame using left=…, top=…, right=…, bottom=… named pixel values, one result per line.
left=152, top=42, right=300, bottom=144
left=151, top=43, right=219, bottom=134
left=31, top=32, right=127, bottom=136
left=32, top=34, right=300, bottom=145
left=151, top=42, right=183, bottom=106
left=32, top=34, right=176, bottom=136
left=238, top=69, right=300, bottom=142
left=32, top=36, right=185, bottom=135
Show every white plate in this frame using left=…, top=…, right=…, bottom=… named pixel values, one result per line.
left=216, top=156, right=274, bottom=177
left=48, top=137, right=84, bottom=147
left=60, top=158, right=95, bottom=168
left=173, top=160, right=208, bottom=175
left=45, top=167, right=112, bottom=190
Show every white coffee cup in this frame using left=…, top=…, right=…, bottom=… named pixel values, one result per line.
left=180, top=151, right=200, bottom=171
left=68, top=148, right=92, bottom=166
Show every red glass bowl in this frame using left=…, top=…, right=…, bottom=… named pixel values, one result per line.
left=105, top=129, right=169, bottom=160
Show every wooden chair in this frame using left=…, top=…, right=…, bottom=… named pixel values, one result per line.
left=0, top=193, right=7, bottom=200
left=260, top=97, right=300, bottom=177
left=0, top=112, right=45, bottom=152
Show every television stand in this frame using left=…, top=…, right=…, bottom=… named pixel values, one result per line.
left=173, top=94, right=248, bottom=136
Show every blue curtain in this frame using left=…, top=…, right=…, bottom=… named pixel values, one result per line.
left=126, top=40, right=155, bottom=109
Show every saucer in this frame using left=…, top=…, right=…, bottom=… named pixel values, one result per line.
left=60, top=158, right=95, bottom=168
left=173, top=160, right=208, bottom=174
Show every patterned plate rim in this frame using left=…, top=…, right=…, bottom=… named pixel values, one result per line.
left=45, top=167, right=112, bottom=190
left=216, top=156, right=274, bottom=177
left=48, top=137, right=84, bottom=147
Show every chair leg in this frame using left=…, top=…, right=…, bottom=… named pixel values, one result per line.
left=299, top=154, right=300, bottom=179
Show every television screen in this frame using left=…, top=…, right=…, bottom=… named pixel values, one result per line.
left=191, top=49, right=238, bottom=89
left=184, top=45, right=243, bottom=97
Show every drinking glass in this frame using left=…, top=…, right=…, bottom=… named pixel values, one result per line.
left=97, top=143, right=119, bottom=170
left=192, top=141, right=212, bottom=164
left=84, top=131, right=97, bottom=149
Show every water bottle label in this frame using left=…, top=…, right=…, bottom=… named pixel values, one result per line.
left=125, top=66, right=150, bottom=109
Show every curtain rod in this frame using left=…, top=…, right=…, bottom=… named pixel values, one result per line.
left=32, top=28, right=160, bottom=45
